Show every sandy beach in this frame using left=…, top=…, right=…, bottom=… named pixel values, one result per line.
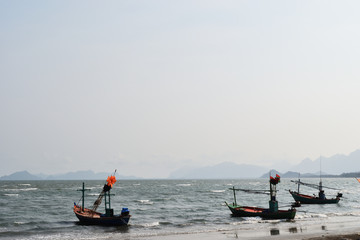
left=137, top=221, right=360, bottom=240
left=307, top=233, right=360, bottom=240
left=139, top=230, right=360, bottom=240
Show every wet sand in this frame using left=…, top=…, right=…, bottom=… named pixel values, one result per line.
left=139, top=223, right=360, bottom=240
left=306, top=233, right=360, bottom=240
left=141, top=231, right=360, bottom=240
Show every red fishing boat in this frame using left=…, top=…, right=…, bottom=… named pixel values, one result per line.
left=73, top=171, right=130, bottom=226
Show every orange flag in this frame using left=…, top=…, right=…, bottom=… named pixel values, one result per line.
left=106, top=175, right=117, bottom=187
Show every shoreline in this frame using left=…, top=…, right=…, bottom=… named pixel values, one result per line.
left=136, top=229, right=360, bottom=240
left=131, top=221, right=360, bottom=240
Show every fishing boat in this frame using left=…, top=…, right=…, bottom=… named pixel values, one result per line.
left=226, top=174, right=296, bottom=220
left=73, top=171, right=131, bottom=226
left=289, top=174, right=342, bottom=204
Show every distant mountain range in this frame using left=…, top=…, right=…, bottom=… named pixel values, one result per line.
left=288, top=149, right=360, bottom=174
left=2, top=149, right=360, bottom=180
left=168, top=149, right=360, bottom=179
left=0, top=171, right=43, bottom=180
left=0, top=170, right=140, bottom=181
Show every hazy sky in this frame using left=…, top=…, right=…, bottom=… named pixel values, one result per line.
left=1, top=1, right=360, bottom=178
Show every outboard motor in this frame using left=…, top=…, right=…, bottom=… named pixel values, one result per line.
left=337, top=193, right=343, bottom=198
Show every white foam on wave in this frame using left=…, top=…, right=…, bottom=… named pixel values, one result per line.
left=88, top=193, right=100, bottom=196
left=4, top=193, right=19, bottom=197
left=18, top=184, right=31, bottom=186
left=20, top=188, right=38, bottom=191
left=137, top=199, right=154, bottom=205
left=329, top=211, right=360, bottom=217
left=258, top=219, right=281, bottom=224
left=4, top=188, right=38, bottom=192
left=302, top=213, right=328, bottom=219
left=141, top=222, right=160, bottom=227
left=86, top=186, right=102, bottom=190
left=211, top=190, right=225, bottom=193
left=231, top=217, right=260, bottom=225
left=14, top=221, right=25, bottom=225
left=176, top=184, right=191, bottom=187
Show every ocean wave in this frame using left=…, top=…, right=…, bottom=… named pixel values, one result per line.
left=86, top=186, right=102, bottom=190
left=152, top=197, right=171, bottom=202
left=4, top=193, right=19, bottom=197
left=211, top=190, right=225, bottom=193
left=14, top=222, right=25, bottom=225
left=140, top=222, right=160, bottom=227
left=176, top=184, right=191, bottom=187
left=189, top=218, right=206, bottom=223
left=328, top=211, right=360, bottom=217
left=88, top=193, right=100, bottom=196
left=302, top=213, right=328, bottom=219
left=4, top=188, right=38, bottom=192
left=230, top=217, right=260, bottom=225
left=249, top=182, right=261, bottom=186
left=18, top=184, right=31, bottom=186
left=137, top=199, right=154, bottom=205
left=257, top=219, right=281, bottom=224
left=159, top=221, right=172, bottom=226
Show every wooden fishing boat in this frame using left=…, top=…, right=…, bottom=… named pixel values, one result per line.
left=73, top=171, right=131, bottom=226
left=289, top=174, right=342, bottom=205
left=289, top=190, right=340, bottom=204
left=73, top=205, right=130, bottom=225
left=225, top=203, right=296, bottom=220
left=226, top=174, right=296, bottom=220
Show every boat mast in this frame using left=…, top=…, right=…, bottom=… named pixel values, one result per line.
left=269, top=171, right=272, bottom=201
left=297, top=172, right=300, bottom=193
left=77, top=182, right=90, bottom=211
left=104, top=188, right=115, bottom=216
left=319, top=156, right=323, bottom=192
left=269, top=172, right=279, bottom=213
left=232, top=186, right=237, bottom=206
left=318, top=156, right=326, bottom=199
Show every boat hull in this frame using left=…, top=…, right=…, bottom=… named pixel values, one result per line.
left=74, top=206, right=130, bottom=226
left=226, top=203, right=296, bottom=220
left=289, top=190, right=340, bottom=204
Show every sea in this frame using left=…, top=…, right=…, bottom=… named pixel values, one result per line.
left=1, top=178, right=360, bottom=239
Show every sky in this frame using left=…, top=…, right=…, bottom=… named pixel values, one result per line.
left=1, top=0, right=360, bottom=178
